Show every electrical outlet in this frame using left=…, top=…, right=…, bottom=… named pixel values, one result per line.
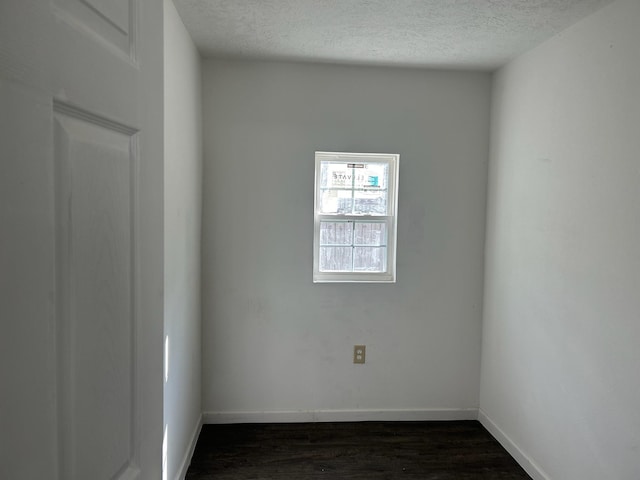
left=353, top=345, right=366, bottom=364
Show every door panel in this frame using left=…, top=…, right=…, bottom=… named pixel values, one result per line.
left=53, top=0, right=135, bottom=58
left=54, top=105, right=140, bottom=480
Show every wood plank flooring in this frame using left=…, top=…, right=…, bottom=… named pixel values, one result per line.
left=185, top=420, right=531, bottom=479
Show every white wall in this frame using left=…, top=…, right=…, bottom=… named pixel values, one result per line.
left=201, top=59, right=491, bottom=421
left=164, top=1, right=203, bottom=478
left=480, top=0, right=640, bottom=478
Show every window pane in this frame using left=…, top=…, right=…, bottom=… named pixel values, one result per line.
left=320, top=162, right=352, bottom=188
left=319, top=189, right=353, bottom=214
left=353, top=189, right=387, bottom=215
left=320, top=221, right=353, bottom=245
left=354, top=222, right=386, bottom=246
left=353, top=162, right=388, bottom=190
left=353, top=247, right=385, bottom=272
left=319, top=246, right=352, bottom=271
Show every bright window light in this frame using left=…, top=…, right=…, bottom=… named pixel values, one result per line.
left=313, top=151, right=399, bottom=283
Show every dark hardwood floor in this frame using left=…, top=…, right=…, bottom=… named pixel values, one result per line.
left=185, top=420, right=531, bottom=479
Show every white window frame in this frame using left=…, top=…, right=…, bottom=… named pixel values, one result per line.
left=313, top=151, right=399, bottom=283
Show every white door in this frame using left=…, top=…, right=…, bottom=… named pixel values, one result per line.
left=0, top=1, right=163, bottom=479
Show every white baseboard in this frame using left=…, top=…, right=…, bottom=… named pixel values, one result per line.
left=175, top=413, right=203, bottom=480
left=202, top=408, right=478, bottom=424
left=478, top=409, right=551, bottom=480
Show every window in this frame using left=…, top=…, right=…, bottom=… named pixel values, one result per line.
left=313, top=151, right=399, bottom=283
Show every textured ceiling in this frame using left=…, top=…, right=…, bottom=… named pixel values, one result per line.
left=172, top=0, right=614, bottom=70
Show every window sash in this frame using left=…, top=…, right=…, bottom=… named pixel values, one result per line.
left=317, top=217, right=390, bottom=273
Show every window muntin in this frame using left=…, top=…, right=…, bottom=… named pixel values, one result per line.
left=313, top=152, right=398, bottom=283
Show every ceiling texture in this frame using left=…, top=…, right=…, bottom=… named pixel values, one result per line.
left=173, top=0, right=614, bottom=70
